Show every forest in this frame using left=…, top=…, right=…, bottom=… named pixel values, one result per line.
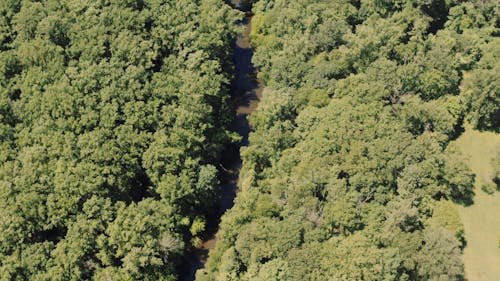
left=0, top=0, right=499, bottom=281
left=0, top=0, right=240, bottom=280
left=199, top=0, right=499, bottom=280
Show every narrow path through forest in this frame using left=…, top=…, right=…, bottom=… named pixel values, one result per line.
left=182, top=1, right=262, bottom=280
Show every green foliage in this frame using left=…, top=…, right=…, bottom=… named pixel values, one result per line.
left=0, top=0, right=240, bottom=279
left=201, top=0, right=496, bottom=280
left=462, top=39, right=500, bottom=132
left=416, top=227, right=464, bottom=281
left=427, top=200, right=465, bottom=247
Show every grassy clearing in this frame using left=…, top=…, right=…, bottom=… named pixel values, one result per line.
left=453, top=125, right=500, bottom=281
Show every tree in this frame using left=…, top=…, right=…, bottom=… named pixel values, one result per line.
left=463, top=62, right=500, bottom=131
left=0, top=0, right=240, bottom=279
left=202, top=0, right=485, bottom=279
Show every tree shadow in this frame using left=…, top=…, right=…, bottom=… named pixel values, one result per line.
left=454, top=191, right=475, bottom=207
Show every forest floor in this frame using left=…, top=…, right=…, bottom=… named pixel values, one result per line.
left=454, top=125, right=500, bottom=281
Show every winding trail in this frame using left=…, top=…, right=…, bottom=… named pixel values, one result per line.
left=182, top=1, right=262, bottom=280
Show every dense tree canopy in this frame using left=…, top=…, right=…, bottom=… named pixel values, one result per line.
left=199, top=0, right=498, bottom=280
left=0, top=0, right=240, bottom=279
left=1, top=0, right=498, bottom=280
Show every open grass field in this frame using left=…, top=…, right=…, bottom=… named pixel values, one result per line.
left=453, top=125, right=500, bottom=281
